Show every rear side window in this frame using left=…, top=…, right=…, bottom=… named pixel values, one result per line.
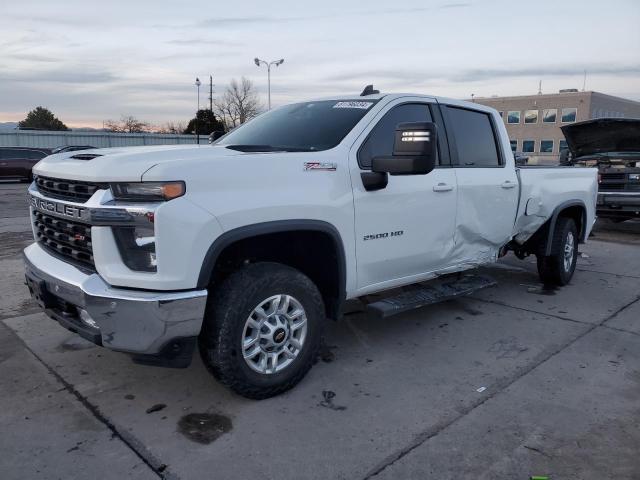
left=358, top=103, right=432, bottom=168
left=446, top=107, right=501, bottom=167
left=27, top=150, right=47, bottom=159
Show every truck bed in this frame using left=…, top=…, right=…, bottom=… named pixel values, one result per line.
left=513, top=166, right=598, bottom=244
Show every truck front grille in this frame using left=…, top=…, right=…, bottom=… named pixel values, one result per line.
left=35, top=176, right=107, bottom=203
left=33, top=211, right=94, bottom=268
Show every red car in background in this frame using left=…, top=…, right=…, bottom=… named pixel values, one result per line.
left=0, top=147, right=51, bottom=182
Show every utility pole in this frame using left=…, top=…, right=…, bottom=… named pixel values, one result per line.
left=538, top=80, right=542, bottom=95
left=209, top=75, right=214, bottom=112
left=195, top=77, right=201, bottom=145
left=582, top=70, right=587, bottom=91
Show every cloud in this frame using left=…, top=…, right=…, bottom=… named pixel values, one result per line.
left=4, top=53, right=60, bottom=63
left=165, top=38, right=244, bottom=47
left=0, top=67, right=119, bottom=84
left=449, top=64, right=640, bottom=82
left=438, top=2, right=472, bottom=9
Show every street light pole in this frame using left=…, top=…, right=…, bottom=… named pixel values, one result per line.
left=254, top=57, right=284, bottom=110
left=195, top=77, right=201, bottom=144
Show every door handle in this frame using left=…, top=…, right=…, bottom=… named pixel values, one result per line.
left=0, top=162, right=7, bottom=166
left=501, top=181, right=517, bottom=189
left=433, top=183, right=454, bottom=192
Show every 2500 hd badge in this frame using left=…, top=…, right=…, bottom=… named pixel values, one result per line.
left=363, top=230, right=404, bottom=241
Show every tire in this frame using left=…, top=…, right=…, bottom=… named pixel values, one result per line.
left=536, top=217, right=578, bottom=286
left=199, top=262, right=325, bottom=399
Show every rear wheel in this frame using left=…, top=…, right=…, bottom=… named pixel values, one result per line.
left=536, top=217, right=578, bottom=286
left=199, top=262, right=325, bottom=399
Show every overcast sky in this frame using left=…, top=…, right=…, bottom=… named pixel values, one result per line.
left=1, top=0, right=639, bottom=128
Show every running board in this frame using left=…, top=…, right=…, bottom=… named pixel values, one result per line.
left=366, top=274, right=496, bottom=319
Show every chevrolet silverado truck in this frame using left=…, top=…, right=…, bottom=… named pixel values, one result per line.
left=24, top=90, right=597, bottom=399
left=561, top=118, right=640, bottom=222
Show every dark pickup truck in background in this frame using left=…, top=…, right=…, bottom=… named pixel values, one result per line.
left=0, top=147, right=51, bottom=182
left=562, top=118, right=640, bottom=222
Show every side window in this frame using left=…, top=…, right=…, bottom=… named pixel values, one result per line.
left=4, top=149, right=22, bottom=160
left=27, top=150, right=47, bottom=160
left=358, top=103, right=432, bottom=168
left=446, top=107, right=501, bottom=167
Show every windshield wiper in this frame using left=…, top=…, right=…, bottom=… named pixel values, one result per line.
left=224, top=144, right=315, bottom=152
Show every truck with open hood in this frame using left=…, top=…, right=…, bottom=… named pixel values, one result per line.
left=23, top=90, right=597, bottom=398
left=561, top=118, right=640, bottom=222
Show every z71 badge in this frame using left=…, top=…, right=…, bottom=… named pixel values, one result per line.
left=304, top=162, right=337, bottom=171
left=363, top=230, right=404, bottom=241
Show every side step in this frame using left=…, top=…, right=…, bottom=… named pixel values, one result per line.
left=366, top=274, right=496, bottom=319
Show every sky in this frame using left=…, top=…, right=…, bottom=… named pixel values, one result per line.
left=1, top=0, right=639, bottom=128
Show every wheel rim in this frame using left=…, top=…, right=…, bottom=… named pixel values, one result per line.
left=242, top=294, right=308, bottom=375
left=563, top=231, right=575, bottom=272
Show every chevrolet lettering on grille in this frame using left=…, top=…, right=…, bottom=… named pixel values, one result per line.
left=30, top=196, right=85, bottom=220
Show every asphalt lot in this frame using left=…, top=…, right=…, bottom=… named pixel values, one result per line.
left=1, top=181, right=639, bottom=480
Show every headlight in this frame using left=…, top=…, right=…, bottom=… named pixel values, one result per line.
left=110, top=181, right=185, bottom=202
left=629, top=174, right=640, bottom=181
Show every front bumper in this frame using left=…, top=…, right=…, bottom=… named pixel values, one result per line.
left=597, top=191, right=640, bottom=217
left=24, top=243, right=208, bottom=365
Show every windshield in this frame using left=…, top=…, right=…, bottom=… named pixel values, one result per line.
left=217, top=100, right=378, bottom=152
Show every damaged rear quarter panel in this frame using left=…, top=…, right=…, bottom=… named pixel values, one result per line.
left=514, top=166, right=598, bottom=244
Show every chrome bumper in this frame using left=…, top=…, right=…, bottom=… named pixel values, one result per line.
left=23, top=243, right=207, bottom=356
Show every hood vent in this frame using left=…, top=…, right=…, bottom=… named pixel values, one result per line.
left=70, top=153, right=102, bottom=160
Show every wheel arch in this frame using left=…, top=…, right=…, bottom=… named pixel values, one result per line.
left=543, top=200, right=587, bottom=256
left=197, top=220, right=347, bottom=320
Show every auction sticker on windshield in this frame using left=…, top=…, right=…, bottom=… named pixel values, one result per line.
left=333, top=101, right=374, bottom=109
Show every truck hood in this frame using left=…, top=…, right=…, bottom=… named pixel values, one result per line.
left=561, top=119, right=640, bottom=158
left=32, top=144, right=243, bottom=182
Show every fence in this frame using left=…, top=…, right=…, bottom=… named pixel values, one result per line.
left=0, top=130, right=201, bottom=149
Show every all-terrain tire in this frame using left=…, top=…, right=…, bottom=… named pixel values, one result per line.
left=536, top=217, right=578, bottom=286
left=199, top=262, right=325, bottom=399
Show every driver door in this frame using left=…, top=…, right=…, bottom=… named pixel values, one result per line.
left=349, top=98, right=458, bottom=294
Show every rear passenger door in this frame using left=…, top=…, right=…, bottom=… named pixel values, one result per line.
left=441, top=105, right=519, bottom=261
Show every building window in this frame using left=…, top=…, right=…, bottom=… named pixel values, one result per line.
left=562, top=108, right=577, bottom=123
left=507, top=111, right=520, bottom=124
left=540, top=140, right=554, bottom=153
left=559, top=140, right=568, bottom=152
left=522, top=140, right=535, bottom=153
left=510, top=140, right=517, bottom=152
left=524, top=110, right=538, bottom=124
left=543, top=109, right=557, bottom=123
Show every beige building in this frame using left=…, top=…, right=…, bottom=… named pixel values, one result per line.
left=473, top=90, right=640, bottom=163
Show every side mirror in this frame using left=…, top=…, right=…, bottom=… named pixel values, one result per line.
left=372, top=122, right=437, bottom=175
left=209, top=130, right=225, bottom=144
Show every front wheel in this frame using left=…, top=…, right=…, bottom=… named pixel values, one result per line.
left=536, top=217, right=578, bottom=286
left=199, top=262, right=325, bottom=399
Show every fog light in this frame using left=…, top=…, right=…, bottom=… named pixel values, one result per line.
left=112, top=224, right=157, bottom=272
left=79, top=309, right=99, bottom=329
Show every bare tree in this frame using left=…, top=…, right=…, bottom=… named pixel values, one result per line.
left=214, top=77, right=262, bottom=129
left=155, top=121, right=186, bottom=134
left=103, top=115, right=149, bottom=133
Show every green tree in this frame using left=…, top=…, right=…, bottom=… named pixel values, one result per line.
left=19, top=106, right=69, bottom=131
left=184, top=109, right=226, bottom=135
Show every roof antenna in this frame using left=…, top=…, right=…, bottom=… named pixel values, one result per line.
left=360, top=85, right=379, bottom=96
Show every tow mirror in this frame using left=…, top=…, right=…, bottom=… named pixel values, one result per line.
left=371, top=122, right=437, bottom=175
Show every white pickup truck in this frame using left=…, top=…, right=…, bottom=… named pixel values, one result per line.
left=24, top=90, right=597, bottom=398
